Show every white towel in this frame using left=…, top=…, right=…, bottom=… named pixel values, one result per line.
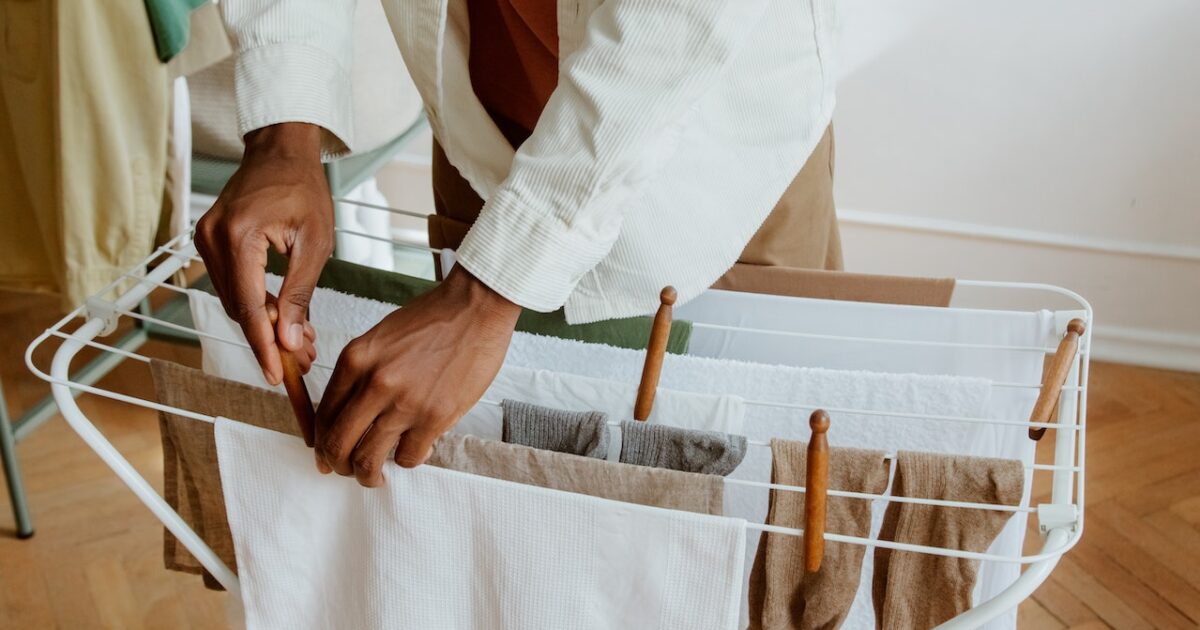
left=503, top=333, right=998, bottom=629
left=189, top=287, right=746, bottom=444
left=216, top=418, right=747, bottom=630
left=675, top=289, right=1055, bottom=630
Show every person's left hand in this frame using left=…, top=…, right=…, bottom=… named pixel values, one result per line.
left=314, top=265, right=521, bottom=487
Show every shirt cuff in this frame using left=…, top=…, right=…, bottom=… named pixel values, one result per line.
left=455, top=191, right=616, bottom=312
left=234, top=43, right=354, bottom=159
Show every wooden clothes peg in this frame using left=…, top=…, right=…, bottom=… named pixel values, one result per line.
left=805, top=409, right=830, bottom=573
left=268, top=307, right=317, bottom=447
left=634, top=286, right=677, bottom=422
left=1028, top=318, right=1086, bottom=441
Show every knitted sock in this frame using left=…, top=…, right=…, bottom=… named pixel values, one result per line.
left=501, top=399, right=609, bottom=459
left=872, top=451, right=1024, bottom=629
left=747, top=439, right=889, bottom=630
left=617, top=421, right=747, bottom=476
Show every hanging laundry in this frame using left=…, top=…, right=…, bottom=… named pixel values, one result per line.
left=430, top=432, right=723, bottom=516
left=618, top=422, right=747, bottom=476
left=217, top=418, right=747, bottom=630
left=672, top=292, right=1054, bottom=630
left=150, top=360, right=727, bottom=590
left=501, top=332, right=1001, bottom=627
left=500, top=399, right=610, bottom=459
left=746, top=439, right=889, bottom=630
left=262, top=255, right=694, bottom=352
left=872, top=451, right=1025, bottom=628
left=151, top=359, right=297, bottom=587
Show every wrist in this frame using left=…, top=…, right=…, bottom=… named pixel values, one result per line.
left=243, top=123, right=323, bottom=162
left=443, top=266, right=522, bottom=324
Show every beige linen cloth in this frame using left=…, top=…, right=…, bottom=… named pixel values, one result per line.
left=712, top=265, right=956, bottom=308
left=747, top=439, right=890, bottom=630
left=872, top=451, right=1025, bottom=628
left=150, top=360, right=723, bottom=588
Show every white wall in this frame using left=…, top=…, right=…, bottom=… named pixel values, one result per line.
left=833, top=1, right=1200, bottom=371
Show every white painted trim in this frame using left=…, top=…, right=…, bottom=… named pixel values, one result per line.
left=1090, top=325, right=1200, bottom=373
left=838, top=208, right=1200, bottom=263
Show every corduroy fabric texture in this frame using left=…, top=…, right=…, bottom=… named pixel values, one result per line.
left=617, top=421, right=747, bottom=476
left=746, top=439, right=890, bottom=630
left=872, top=451, right=1025, bottom=629
left=500, top=399, right=610, bottom=460
left=429, top=432, right=724, bottom=516
left=263, top=251, right=694, bottom=354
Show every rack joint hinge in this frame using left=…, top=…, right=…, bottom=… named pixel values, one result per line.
left=1037, top=503, right=1079, bottom=535
left=85, top=296, right=121, bottom=336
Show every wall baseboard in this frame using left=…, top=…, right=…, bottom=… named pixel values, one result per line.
left=839, top=207, right=1199, bottom=373
left=1090, top=325, right=1200, bottom=373
left=838, top=208, right=1200, bottom=263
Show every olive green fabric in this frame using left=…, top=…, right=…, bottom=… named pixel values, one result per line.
left=145, top=0, right=208, bottom=61
left=261, top=253, right=692, bottom=353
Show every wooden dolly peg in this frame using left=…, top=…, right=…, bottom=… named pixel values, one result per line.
left=805, top=409, right=831, bottom=572
left=268, top=307, right=317, bottom=447
left=634, top=286, right=677, bottom=422
left=1028, top=319, right=1086, bottom=441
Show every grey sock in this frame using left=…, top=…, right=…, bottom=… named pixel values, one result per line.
left=618, top=422, right=747, bottom=476
left=501, top=399, right=610, bottom=459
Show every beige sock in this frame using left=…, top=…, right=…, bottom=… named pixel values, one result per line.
left=747, top=439, right=889, bottom=630
left=872, top=451, right=1025, bottom=628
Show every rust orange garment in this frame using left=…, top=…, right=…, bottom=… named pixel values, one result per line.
left=467, top=0, right=558, bottom=147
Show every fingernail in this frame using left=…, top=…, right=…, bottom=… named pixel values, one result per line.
left=316, top=454, right=331, bottom=474
left=264, top=369, right=280, bottom=386
left=286, top=323, right=303, bottom=349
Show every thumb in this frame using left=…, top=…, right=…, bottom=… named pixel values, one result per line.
left=275, top=244, right=324, bottom=353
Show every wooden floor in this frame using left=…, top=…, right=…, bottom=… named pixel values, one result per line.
left=1, top=289, right=1198, bottom=629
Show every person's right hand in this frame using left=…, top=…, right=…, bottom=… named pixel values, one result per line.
left=195, top=122, right=333, bottom=386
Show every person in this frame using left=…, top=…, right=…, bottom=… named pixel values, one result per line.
left=196, top=0, right=841, bottom=487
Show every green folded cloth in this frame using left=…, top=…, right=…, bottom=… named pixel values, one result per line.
left=145, top=0, right=208, bottom=61
left=260, top=254, right=692, bottom=353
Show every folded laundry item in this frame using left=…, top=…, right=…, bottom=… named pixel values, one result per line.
left=503, top=333, right=996, bottom=628
left=872, top=451, right=1024, bottom=628
left=260, top=255, right=693, bottom=352
left=429, top=432, right=723, bottom=516
left=501, top=399, right=610, bottom=459
left=747, top=439, right=889, bottom=630
left=713, top=264, right=956, bottom=307
left=217, top=418, right=747, bottom=630
left=618, top=421, right=747, bottom=476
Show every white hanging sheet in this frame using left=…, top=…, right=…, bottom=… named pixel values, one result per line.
left=674, top=289, right=1056, bottom=630
left=216, top=418, right=747, bottom=630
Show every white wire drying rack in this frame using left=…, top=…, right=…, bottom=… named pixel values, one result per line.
left=25, top=203, right=1091, bottom=630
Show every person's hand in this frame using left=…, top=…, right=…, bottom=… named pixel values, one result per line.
left=195, top=123, right=332, bottom=385
left=314, top=265, right=521, bottom=486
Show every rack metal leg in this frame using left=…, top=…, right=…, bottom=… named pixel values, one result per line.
left=0, top=380, right=34, bottom=538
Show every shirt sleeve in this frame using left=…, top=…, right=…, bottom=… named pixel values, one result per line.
left=220, top=0, right=357, bottom=158
left=455, top=0, right=772, bottom=313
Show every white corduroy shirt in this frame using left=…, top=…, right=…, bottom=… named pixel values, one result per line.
left=224, top=0, right=837, bottom=323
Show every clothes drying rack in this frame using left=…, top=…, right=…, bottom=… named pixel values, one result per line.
left=24, top=206, right=1091, bottom=630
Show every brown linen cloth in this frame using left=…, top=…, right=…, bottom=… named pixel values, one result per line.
left=151, top=360, right=723, bottom=588
left=872, top=451, right=1025, bottom=629
left=429, top=432, right=723, bottom=516
left=747, top=439, right=890, bottom=630
left=713, top=264, right=956, bottom=308
left=429, top=126, right=842, bottom=277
